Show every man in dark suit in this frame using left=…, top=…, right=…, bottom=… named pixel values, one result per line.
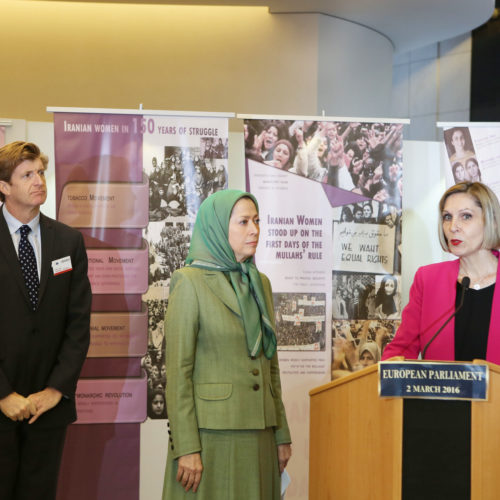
left=0, top=141, right=92, bottom=500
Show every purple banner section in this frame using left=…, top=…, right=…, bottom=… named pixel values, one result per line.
left=58, top=180, right=149, bottom=228
left=57, top=424, right=140, bottom=500
left=245, top=156, right=368, bottom=208
left=321, top=183, right=369, bottom=208
left=75, top=377, right=147, bottom=424
left=87, top=244, right=149, bottom=295
left=53, top=111, right=147, bottom=500
left=54, top=113, right=143, bottom=208
left=89, top=307, right=148, bottom=358
left=91, top=294, right=143, bottom=313
left=80, top=358, right=142, bottom=378
left=81, top=228, right=143, bottom=249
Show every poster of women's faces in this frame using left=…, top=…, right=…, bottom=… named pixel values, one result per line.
left=444, top=125, right=500, bottom=199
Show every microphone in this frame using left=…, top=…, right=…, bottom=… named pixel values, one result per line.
left=421, top=276, right=470, bottom=359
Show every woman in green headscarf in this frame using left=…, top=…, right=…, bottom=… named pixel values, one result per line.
left=162, top=190, right=292, bottom=499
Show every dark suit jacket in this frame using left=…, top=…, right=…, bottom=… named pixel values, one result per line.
left=0, top=210, right=91, bottom=429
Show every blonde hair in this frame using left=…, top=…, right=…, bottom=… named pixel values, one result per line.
left=438, top=182, right=500, bottom=251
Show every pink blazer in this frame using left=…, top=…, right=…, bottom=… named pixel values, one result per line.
left=382, top=257, right=500, bottom=364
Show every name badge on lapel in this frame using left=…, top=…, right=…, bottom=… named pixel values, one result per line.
left=52, top=256, right=73, bottom=276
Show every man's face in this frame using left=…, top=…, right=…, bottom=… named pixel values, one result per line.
left=0, top=158, right=47, bottom=214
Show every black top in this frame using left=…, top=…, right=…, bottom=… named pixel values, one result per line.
left=454, top=281, right=495, bottom=361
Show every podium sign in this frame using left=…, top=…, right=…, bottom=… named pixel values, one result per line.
left=379, top=361, right=488, bottom=401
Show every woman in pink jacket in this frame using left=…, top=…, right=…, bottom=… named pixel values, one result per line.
left=383, top=181, right=500, bottom=363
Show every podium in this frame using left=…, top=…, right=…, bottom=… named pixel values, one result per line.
left=309, top=360, right=500, bottom=500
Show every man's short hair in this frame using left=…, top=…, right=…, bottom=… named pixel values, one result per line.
left=0, top=142, right=48, bottom=202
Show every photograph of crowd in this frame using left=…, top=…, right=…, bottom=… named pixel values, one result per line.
left=331, top=319, right=398, bottom=380
left=201, top=137, right=228, bottom=159
left=147, top=145, right=228, bottom=221
left=142, top=298, right=168, bottom=419
left=334, top=199, right=400, bottom=226
left=245, top=118, right=403, bottom=208
left=332, top=271, right=401, bottom=321
left=147, top=222, right=191, bottom=285
left=143, top=216, right=192, bottom=419
left=273, top=293, right=326, bottom=351
left=143, top=140, right=226, bottom=419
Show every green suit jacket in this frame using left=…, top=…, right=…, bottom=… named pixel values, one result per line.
left=165, top=266, right=291, bottom=459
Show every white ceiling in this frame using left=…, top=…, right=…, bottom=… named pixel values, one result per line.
left=78, top=0, right=494, bottom=53
left=267, top=0, right=496, bottom=53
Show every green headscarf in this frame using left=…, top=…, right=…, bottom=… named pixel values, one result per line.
left=186, top=189, right=277, bottom=359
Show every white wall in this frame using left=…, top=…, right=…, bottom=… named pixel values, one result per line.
left=400, top=140, right=448, bottom=306
left=317, top=15, right=394, bottom=117
left=392, top=33, right=472, bottom=141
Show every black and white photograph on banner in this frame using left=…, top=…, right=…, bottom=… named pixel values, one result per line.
left=332, top=212, right=400, bottom=276
left=273, top=292, right=326, bottom=351
left=148, top=387, right=168, bottom=420
left=142, top=218, right=191, bottom=419
left=331, top=319, right=398, bottom=380
left=147, top=221, right=191, bottom=285
left=147, top=146, right=228, bottom=221
left=142, top=298, right=168, bottom=418
left=335, top=199, right=401, bottom=225
left=201, top=136, right=228, bottom=159
left=332, top=272, right=401, bottom=320
left=244, top=118, right=403, bottom=207
left=335, top=202, right=402, bottom=276
left=373, top=274, right=402, bottom=319
left=142, top=115, right=229, bottom=422
left=444, top=127, right=477, bottom=181
left=444, top=126, right=482, bottom=185
left=442, top=125, right=500, bottom=202
left=332, top=271, right=376, bottom=319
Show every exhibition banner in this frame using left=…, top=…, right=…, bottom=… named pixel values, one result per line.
left=52, top=108, right=229, bottom=500
left=53, top=110, right=145, bottom=500
left=54, top=112, right=147, bottom=424
left=53, top=110, right=229, bottom=422
left=441, top=123, right=500, bottom=198
left=141, top=113, right=229, bottom=418
left=243, top=115, right=404, bottom=499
